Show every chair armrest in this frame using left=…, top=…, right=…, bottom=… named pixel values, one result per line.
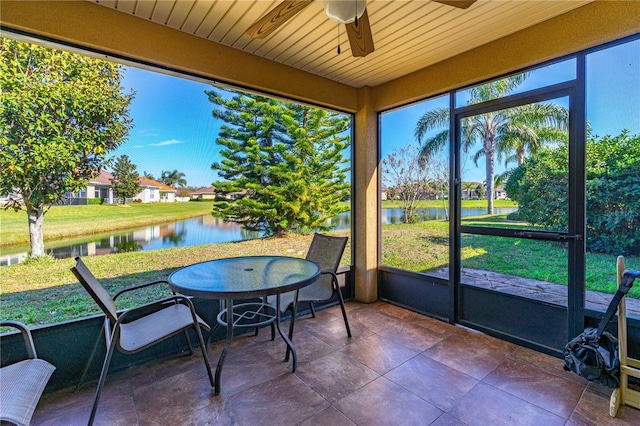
left=320, top=270, right=344, bottom=291
left=320, top=269, right=338, bottom=279
left=115, top=295, right=194, bottom=324
left=113, top=280, right=171, bottom=301
left=0, top=320, right=37, bottom=359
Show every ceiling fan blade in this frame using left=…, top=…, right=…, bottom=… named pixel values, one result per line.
left=246, top=0, right=312, bottom=39
left=431, top=0, right=477, bottom=9
left=345, top=9, right=375, bottom=58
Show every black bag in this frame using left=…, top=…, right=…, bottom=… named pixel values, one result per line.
left=563, top=270, right=640, bottom=388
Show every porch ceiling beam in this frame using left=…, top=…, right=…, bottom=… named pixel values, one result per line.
left=373, top=0, right=640, bottom=112
left=0, top=0, right=359, bottom=113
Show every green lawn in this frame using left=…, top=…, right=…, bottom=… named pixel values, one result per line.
left=0, top=232, right=350, bottom=326
left=0, top=202, right=214, bottom=246
left=381, top=199, right=518, bottom=209
left=2, top=208, right=638, bottom=327
left=381, top=215, right=640, bottom=298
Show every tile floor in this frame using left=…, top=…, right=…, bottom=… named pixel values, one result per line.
left=33, top=301, right=640, bottom=425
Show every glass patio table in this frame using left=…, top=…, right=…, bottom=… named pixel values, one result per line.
left=168, top=255, right=320, bottom=394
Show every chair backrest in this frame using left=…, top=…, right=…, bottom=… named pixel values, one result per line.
left=306, top=233, right=348, bottom=273
left=71, top=257, right=118, bottom=322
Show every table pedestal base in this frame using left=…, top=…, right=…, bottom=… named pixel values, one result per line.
left=209, top=296, right=297, bottom=395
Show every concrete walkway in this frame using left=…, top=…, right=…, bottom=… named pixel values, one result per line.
left=429, top=268, right=640, bottom=318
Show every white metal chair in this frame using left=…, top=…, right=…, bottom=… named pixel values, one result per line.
left=71, top=257, right=213, bottom=425
left=0, top=320, right=56, bottom=426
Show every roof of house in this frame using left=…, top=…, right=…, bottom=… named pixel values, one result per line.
left=191, top=186, right=216, bottom=195
left=138, top=177, right=176, bottom=192
left=89, top=170, right=175, bottom=192
left=89, top=170, right=114, bottom=185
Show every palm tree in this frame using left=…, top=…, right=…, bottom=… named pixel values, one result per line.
left=414, top=73, right=568, bottom=214
left=160, top=169, right=187, bottom=187
left=496, top=103, right=568, bottom=166
left=461, top=181, right=475, bottom=200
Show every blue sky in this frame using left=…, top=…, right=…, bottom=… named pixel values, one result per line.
left=114, top=39, right=638, bottom=187
left=382, top=39, right=639, bottom=183
left=113, top=70, right=223, bottom=187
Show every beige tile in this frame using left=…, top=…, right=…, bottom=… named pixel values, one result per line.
left=568, top=384, right=640, bottom=426
left=298, top=406, right=357, bottom=426
left=385, top=354, right=477, bottom=411
left=229, top=374, right=329, bottom=425
left=423, top=332, right=516, bottom=380
left=447, top=382, right=565, bottom=426
left=334, top=377, right=443, bottom=425
left=295, top=351, right=379, bottom=404
left=484, top=357, right=584, bottom=418
left=31, top=302, right=640, bottom=426
left=378, top=322, right=445, bottom=352
left=340, top=334, right=418, bottom=374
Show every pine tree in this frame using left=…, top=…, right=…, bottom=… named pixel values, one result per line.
left=110, top=155, right=141, bottom=204
left=206, top=90, right=350, bottom=237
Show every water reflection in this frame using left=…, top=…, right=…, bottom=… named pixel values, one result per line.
left=0, top=216, right=261, bottom=265
left=0, top=207, right=516, bottom=265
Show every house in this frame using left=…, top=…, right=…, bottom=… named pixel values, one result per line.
left=137, top=177, right=176, bottom=203
left=86, top=170, right=114, bottom=204
left=460, top=182, right=483, bottom=200
left=494, top=185, right=508, bottom=200
left=191, top=187, right=249, bottom=201
left=77, top=170, right=176, bottom=204
left=190, top=186, right=216, bottom=200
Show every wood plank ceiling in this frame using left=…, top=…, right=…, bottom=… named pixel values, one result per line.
left=92, top=0, right=593, bottom=88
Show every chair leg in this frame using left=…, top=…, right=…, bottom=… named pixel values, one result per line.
left=184, top=299, right=214, bottom=387
left=183, top=329, right=194, bottom=355
left=193, top=324, right=214, bottom=388
left=88, top=328, right=118, bottom=426
left=309, top=302, right=316, bottom=318
left=334, top=278, right=352, bottom=338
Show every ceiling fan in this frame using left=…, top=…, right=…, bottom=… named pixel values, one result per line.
left=245, top=0, right=477, bottom=58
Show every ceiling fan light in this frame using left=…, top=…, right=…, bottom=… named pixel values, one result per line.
left=324, top=0, right=366, bottom=24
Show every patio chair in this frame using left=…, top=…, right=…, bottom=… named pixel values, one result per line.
left=0, top=320, right=56, bottom=426
left=267, top=233, right=351, bottom=354
left=70, top=257, right=214, bottom=425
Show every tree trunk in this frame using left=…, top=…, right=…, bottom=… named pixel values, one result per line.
left=486, top=152, right=495, bottom=215
left=27, top=205, right=46, bottom=257
left=441, top=192, right=449, bottom=221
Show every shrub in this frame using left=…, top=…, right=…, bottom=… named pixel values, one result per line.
left=506, top=210, right=525, bottom=221
left=87, top=198, right=103, bottom=205
left=506, top=131, right=639, bottom=256
left=585, top=132, right=640, bottom=255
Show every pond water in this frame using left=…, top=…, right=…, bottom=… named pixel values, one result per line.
left=0, top=207, right=516, bottom=265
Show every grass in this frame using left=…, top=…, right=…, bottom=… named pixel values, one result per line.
left=381, top=215, right=640, bottom=298
left=381, top=199, right=518, bottom=209
left=0, top=232, right=351, bottom=326
left=2, top=209, right=638, bottom=327
left=0, top=202, right=214, bottom=246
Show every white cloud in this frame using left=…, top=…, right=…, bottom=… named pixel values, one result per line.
left=134, top=139, right=183, bottom=148
left=138, top=128, right=160, bottom=137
